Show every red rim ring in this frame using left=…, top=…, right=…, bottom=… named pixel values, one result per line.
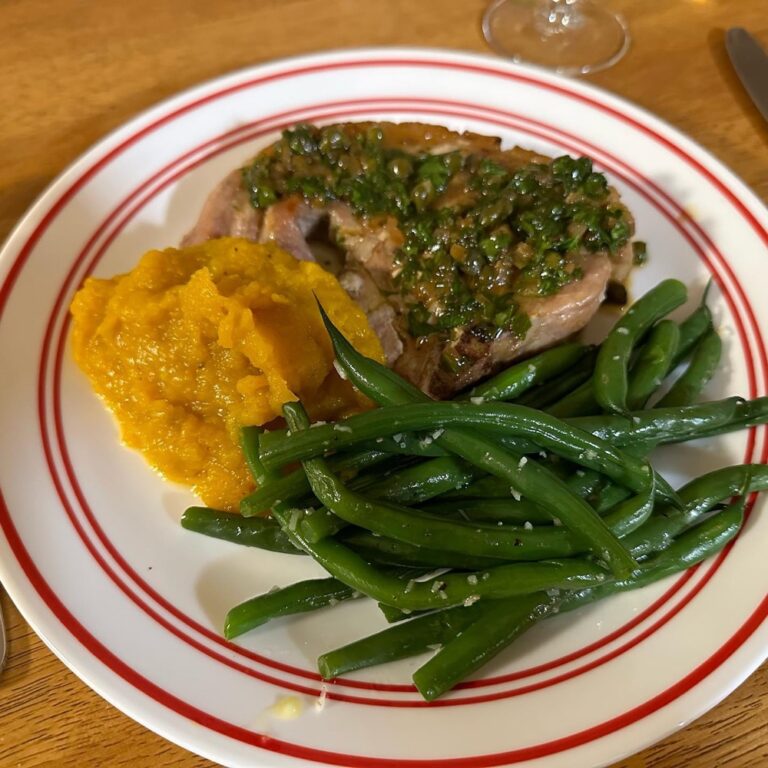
left=41, top=99, right=766, bottom=704
left=0, top=55, right=765, bottom=764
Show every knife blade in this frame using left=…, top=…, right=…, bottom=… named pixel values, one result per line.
left=725, top=28, right=768, bottom=123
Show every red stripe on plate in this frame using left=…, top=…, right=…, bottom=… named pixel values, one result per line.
left=2, top=481, right=768, bottom=765
left=0, top=55, right=765, bottom=763
left=43, top=100, right=766, bottom=704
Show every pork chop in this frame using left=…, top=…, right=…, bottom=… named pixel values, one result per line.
left=183, top=122, right=636, bottom=398
left=183, top=170, right=262, bottom=246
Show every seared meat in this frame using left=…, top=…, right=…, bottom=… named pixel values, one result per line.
left=183, top=170, right=262, bottom=246
left=259, top=198, right=325, bottom=262
left=395, top=253, right=612, bottom=397
left=183, top=122, right=636, bottom=398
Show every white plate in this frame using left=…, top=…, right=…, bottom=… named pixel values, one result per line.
left=1, top=48, right=767, bottom=768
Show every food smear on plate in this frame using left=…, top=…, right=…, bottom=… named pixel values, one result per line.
left=185, top=121, right=641, bottom=398
left=69, top=237, right=384, bottom=509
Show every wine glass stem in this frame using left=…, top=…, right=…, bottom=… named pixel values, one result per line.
left=534, top=0, right=584, bottom=36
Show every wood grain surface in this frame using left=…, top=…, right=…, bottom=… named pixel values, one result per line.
left=1, top=1, right=767, bottom=766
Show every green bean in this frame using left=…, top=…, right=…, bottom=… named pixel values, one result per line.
left=225, top=578, right=356, bottom=639
left=364, top=456, right=480, bottom=505
left=418, top=490, right=743, bottom=700
left=276, top=503, right=612, bottom=610
left=181, top=503, right=505, bottom=570
left=261, top=401, right=657, bottom=500
left=239, top=436, right=404, bottom=517
left=263, top=412, right=538, bottom=465
left=181, top=506, right=302, bottom=554
left=330, top=464, right=764, bottom=572
left=240, top=426, right=278, bottom=485
left=445, top=466, right=603, bottom=503
left=300, top=457, right=477, bottom=541
left=627, top=320, right=680, bottom=410
left=515, top=350, right=597, bottom=409
left=315, top=302, right=427, bottom=407
left=666, top=396, right=768, bottom=444
left=318, top=601, right=494, bottom=679
left=673, top=285, right=713, bottom=365
left=426, top=468, right=606, bottom=524
left=656, top=329, right=722, bottom=408
left=240, top=472, right=307, bottom=517
left=594, top=279, right=688, bottom=414
left=296, top=455, right=419, bottom=541
left=290, top=402, right=653, bottom=564
left=274, top=406, right=617, bottom=606
left=278, top=399, right=681, bottom=511
left=589, top=440, right=660, bottom=513
left=594, top=483, right=634, bottom=514
left=735, top=396, right=768, bottom=427
left=318, top=308, right=640, bottom=577
left=462, top=343, right=588, bottom=403
left=262, top=405, right=622, bottom=477
left=412, top=495, right=743, bottom=700
left=296, top=507, right=344, bottom=542
left=438, top=480, right=649, bottom=536
left=361, top=432, right=543, bottom=458
left=376, top=603, right=411, bottom=623
left=548, top=297, right=700, bottom=418
left=421, top=470, right=632, bottom=525
left=569, top=467, right=612, bottom=502
left=607, top=483, right=656, bottom=535
left=299, top=456, right=481, bottom=543
left=249, top=453, right=411, bottom=545
left=297, top=437, right=625, bottom=563
left=240, top=448, right=389, bottom=517
left=480, top=435, right=544, bottom=455
left=588, top=302, right=703, bottom=418
left=563, top=496, right=744, bottom=611
left=623, top=464, right=767, bottom=559
left=426, top=436, right=660, bottom=574
left=444, top=475, right=514, bottom=499
left=412, top=592, right=554, bottom=700
left=546, top=379, right=601, bottom=418
left=420, top=497, right=553, bottom=525
left=300, top=452, right=578, bottom=561
left=341, top=529, right=504, bottom=570
left=569, top=396, right=742, bottom=446
left=359, top=433, right=450, bottom=457
left=438, top=483, right=653, bottom=541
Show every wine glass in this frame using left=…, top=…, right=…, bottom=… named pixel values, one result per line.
left=482, top=0, right=630, bottom=75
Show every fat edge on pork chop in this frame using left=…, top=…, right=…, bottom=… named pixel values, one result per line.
left=184, top=122, right=639, bottom=398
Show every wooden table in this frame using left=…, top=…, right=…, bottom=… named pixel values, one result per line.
left=1, top=1, right=767, bottom=765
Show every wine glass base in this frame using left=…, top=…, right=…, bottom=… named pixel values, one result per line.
left=482, top=0, right=630, bottom=75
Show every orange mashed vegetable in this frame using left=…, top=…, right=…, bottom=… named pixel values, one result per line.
left=69, top=237, right=384, bottom=509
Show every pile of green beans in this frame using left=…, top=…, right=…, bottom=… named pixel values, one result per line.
left=181, top=280, right=768, bottom=701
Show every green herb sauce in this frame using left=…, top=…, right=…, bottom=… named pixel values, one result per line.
left=242, top=123, right=632, bottom=345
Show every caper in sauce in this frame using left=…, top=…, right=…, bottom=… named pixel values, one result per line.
left=242, top=123, right=633, bottom=342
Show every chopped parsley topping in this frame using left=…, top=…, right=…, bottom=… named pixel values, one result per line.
left=242, top=123, right=633, bottom=342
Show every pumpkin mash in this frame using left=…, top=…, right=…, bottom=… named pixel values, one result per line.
left=69, top=238, right=384, bottom=509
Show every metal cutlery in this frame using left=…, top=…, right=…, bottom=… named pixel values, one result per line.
left=725, top=27, right=768, bottom=123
